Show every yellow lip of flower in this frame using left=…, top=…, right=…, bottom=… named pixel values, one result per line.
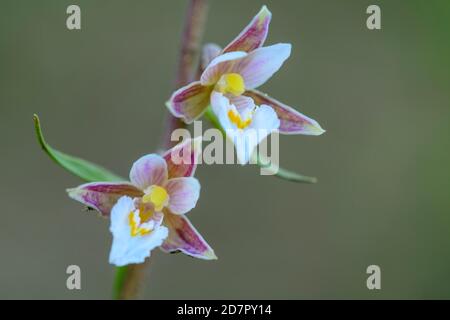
left=128, top=211, right=152, bottom=237
left=228, top=109, right=252, bottom=130
left=216, top=73, right=246, bottom=96
left=142, top=185, right=169, bottom=212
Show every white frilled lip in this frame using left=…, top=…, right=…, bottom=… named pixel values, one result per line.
left=210, top=91, right=280, bottom=165
left=108, top=196, right=168, bottom=267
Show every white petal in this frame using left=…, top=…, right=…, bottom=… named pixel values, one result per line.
left=109, top=226, right=168, bottom=267
left=236, top=105, right=280, bottom=165
left=110, top=196, right=135, bottom=234
left=211, top=92, right=280, bottom=165
left=129, top=154, right=168, bottom=190
left=200, top=51, right=247, bottom=86
left=201, top=44, right=291, bottom=90
left=108, top=196, right=168, bottom=267
left=210, top=91, right=236, bottom=132
left=166, top=177, right=201, bottom=215
left=238, top=44, right=291, bottom=89
left=249, top=104, right=281, bottom=131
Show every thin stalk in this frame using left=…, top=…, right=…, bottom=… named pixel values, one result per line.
left=113, top=0, right=209, bottom=300
left=163, top=0, right=209, bottom=149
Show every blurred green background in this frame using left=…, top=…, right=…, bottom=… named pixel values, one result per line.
left=1, top=0, right=449, bottom=299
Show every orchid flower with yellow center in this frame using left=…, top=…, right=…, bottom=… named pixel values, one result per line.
left=167, top=5, right=325, bottom=164
left=67, top=138, right=216, bottom=266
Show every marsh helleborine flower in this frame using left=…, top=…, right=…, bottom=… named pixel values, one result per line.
left=67, top=138, right=216, bottom=266
left=168, top=5, right=325, bottom=164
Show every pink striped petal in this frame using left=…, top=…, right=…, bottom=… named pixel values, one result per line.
left=168, top=81, right=212, bottom=123
left=245, top=90, right=325, bottom=135
left=200, top=44, right=290, bottom=90
left=237, top=43, right=291, bottom=89
left=161, top=210, right=217, bottom=260
left=129, top=154, right=168, bottom=190
left=163, top=137, right=202, bottom=179
left=200, top=51, right=248, bottom=86
left=166, top=177, right=200, bottom=215
left=222, top=6, right=272, bottom=54
left=67, top=182, right=143, bottom=217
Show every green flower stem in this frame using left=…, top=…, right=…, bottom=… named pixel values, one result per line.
left=113, top=263, right=149, bottom=300
left=112, top=266, right=128, bottom=300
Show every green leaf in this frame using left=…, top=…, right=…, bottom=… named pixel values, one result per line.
left=33, top=114, right=124, bottom=182
left=34, top=115, right=127, bottom=299
left=204, top=106, right=318, bottom=184
left=256, top=153, right=317, bottom=184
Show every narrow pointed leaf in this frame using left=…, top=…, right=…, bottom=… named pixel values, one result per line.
left=33, top=114, right=124, bottom=182
left=256, top=153, right=317, bottom=184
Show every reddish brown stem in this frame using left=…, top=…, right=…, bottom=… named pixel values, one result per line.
left=163, top=0, right=209, bottom=148
left=118, top=0, right=209, bottom=299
